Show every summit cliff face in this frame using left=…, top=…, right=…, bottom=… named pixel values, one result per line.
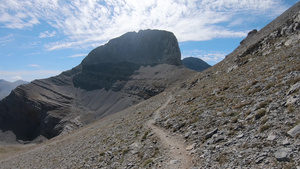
left=0, top=29, right=190, bottom=142
left=72, top=30, right=181, bottom=91
left=82, top=30, right=182, bottom=66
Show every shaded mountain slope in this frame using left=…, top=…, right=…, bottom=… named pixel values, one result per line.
left=0, top=80, right=28, bottom=100
left=0, top=29, right=191, bottom=142
left=1, top=2, right=300, bottom=169
left=182, top=57, right=211, bottom=72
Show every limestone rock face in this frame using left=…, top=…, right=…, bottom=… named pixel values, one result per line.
left=74, top=30, right=182, bottom=91
left=82, top=29, right=182, bottom=66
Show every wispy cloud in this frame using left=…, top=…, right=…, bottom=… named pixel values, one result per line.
left=27, top=64, right=40, bottom=68
left=39, top=31, right=56, bottom=38
left=25, top=52, right=41, bottom=56
left=0, top=70, right=63, bottom=82
left=68, top=54, right=87, bottom=58
left=182, top=49, right=228, bottom=65
left=12, top=76, right=22, bottom=81
left=0, top=0, right=289, bottom=50
left=0, top=34, right=14, bottom=45
left=0, top=70, right=62, bottom=76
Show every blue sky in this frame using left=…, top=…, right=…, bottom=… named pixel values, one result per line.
left=0, top=0, right=298, bottom=82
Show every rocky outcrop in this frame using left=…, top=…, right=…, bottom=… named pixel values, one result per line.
left=0, top=29, right=188, bottom=142
left=182, top=57, right=211, bottom=72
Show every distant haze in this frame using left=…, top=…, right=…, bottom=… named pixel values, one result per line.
left=0, top=79, right=28, bottom=100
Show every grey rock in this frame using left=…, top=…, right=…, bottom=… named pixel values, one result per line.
left=205, top=128, right=218, bottom=139
left=274, top=148, right=291, bottom=162
left=286, top=95, right=299, bottom=106
left=170, top=160, right=181, bottom=164
left=287, top=124, right=300, bottom=137
left=184, top=132, right=191, bottom=139
left=282, top=139, right=290, bottom=146
left=287, top=82, right=300, bottom=95
left=213, top=135, right=225, bottom=143
left=255, top=156, right=266, bottom=164
left=267, top=133, right=276, bottom=141
left=245, top=113, right=254, bottom=121
left=236, top=134, right=244, bottom=139
left=192, top=131, right=198, bottom=135
left=129, top=143, right=141, bottom=154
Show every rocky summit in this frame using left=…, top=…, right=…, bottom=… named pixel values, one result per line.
left=0, top=29, right=190, bottom=142
left=0, top=2, right=300, bottom=169
left=74, top=29, right=182, bottom=91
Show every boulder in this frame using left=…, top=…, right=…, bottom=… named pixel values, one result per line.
left=287, top=124, right=300, bottom=137
left=274, top=148, right=291, bottom=162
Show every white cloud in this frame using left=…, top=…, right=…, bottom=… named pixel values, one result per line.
left=12, top=76, right=22, bottom=81
left=68, top=54, right=87, bottom=58
left=0, top=0, right=289, bottom=50
left=39, top=31, right=56, bottom=38
left=27, top=64, right=40, bottom=68
left=182, top=49, right=227, bottom=65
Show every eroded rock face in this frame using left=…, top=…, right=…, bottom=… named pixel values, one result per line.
left=82, top=30, right=182, bottom=66
left=0, top=29, right=187, bottom=141
left=74, top=29, right=182, bottom=91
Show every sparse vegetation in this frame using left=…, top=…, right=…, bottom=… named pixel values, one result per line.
left=141, top=131, right=149, bottom=142
left=143, top=159, right=153, bottom=167
left=217, top=152, right=229, bottom=165
left=255, top=109, right=266, bottom=120
left=233, top=100, right=253, bottom=109
left=259, top=124, right=272, bottom=133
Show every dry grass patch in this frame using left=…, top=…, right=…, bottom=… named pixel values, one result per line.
left=233, top=100, right=253, bottom=109
left=255, top=109, right=266, bottom=120
left=259, top=124, right=272, bottom=133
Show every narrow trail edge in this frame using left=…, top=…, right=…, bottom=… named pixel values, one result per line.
left=146, top=95, right=192, bottom=169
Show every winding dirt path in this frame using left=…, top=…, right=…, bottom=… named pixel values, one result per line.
left=147, top=96, right=192, bottom=169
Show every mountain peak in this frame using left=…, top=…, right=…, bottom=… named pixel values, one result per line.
left=82, top=29, right=182, bottom=66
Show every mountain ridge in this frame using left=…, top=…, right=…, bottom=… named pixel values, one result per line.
left=0, top=29, right=191, bottom=142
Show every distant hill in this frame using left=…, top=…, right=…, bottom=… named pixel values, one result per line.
left=182, top=57, right=211, bottom=72
left=0, top=80, right=28, bottom=100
